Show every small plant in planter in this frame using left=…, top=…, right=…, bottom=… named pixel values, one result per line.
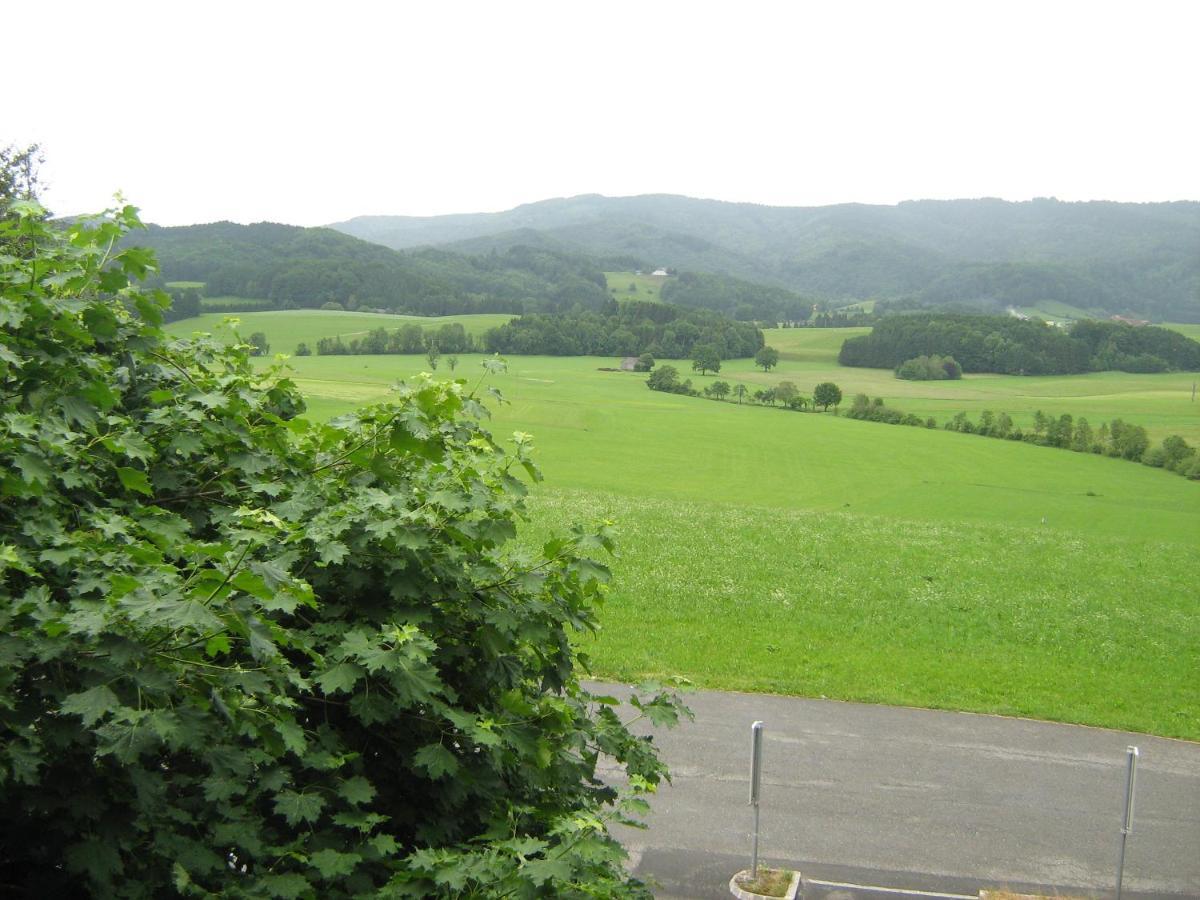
left=729, top=866, right=801, bottom=899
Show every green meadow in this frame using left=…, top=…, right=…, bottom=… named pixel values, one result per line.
left=164, top=313, right=1200, bottom=738
left=605, top=270, right=667, bottom=302
left=1166, top=322, right=1200, bottom=342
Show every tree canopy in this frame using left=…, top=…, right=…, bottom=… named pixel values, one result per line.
left=482, top=301, right=763, bottom=359
left=839, top=313, right=1200, bottom=375
left=0, top=202, right=686, bottom=897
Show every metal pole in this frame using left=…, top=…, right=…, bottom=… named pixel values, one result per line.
left=1116, top=745, right=1139, bottom=900
left=749, top=721, right=764, bottom=878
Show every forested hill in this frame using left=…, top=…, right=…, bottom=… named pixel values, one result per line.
left=329, top=195, right=1200, bottom=322
left=128, top=221, right=616, bottom=316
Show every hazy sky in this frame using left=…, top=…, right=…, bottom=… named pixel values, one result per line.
left=9, top=0, right=1199, bottom=226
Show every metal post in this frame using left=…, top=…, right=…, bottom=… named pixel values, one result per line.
left=749, top=721, right=764, bottom=878
left=1116, top=745, right=1138, bottom=900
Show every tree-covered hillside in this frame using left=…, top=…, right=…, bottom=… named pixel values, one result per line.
left=128, top=222, right=613, bottom=316
left=839, top=313, right=1200, bottom=375
left=329, top=195, right=1200, bottom=322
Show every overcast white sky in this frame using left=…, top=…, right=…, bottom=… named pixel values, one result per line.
left=8, top=0, right=1199, bottom=226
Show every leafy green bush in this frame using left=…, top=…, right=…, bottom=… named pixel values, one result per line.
left=894, top=354, right=961, bottom=380
left=0, top=203, right=685, bottom=897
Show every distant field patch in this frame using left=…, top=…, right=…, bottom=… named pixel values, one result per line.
left=1165, top=322, right=1200, bottom=342
left=165, top=280, right=205, bottom=290
left=1012, top=300, right=1095, bottom=322
left=165, top=310, right=514, bottom=354
left=605, top=271, right=667, bottom=303
left=199, top=296, right=274, bottom=311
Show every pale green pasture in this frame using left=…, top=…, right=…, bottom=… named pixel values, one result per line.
left=604, top=271, right=667, bottom=302
left=278, top=353, right=1199, bottom=545
left=225, top=343, right=1200, bottom=738
left=754, top=327, right=1200, bottom=443
left=1012, top=299, right=1093, bottom=322
left=1165, top=322, right=1200, bottom=341
left=165, top=280, right=205, bottom=290
left=165, top=310, right=514, bottom=354
left=525, top=488, right=1199, bottom=740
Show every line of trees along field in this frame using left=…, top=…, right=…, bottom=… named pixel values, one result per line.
left=308, top=302, right=764, bottom=361
left=480, top=301, right=763, bottom=359
left=846, top=394, right=1200, bottom=480
left=839, top=313, right=1200, bottom=375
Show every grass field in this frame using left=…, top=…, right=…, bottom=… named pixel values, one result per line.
left=169, top=314, right=1200, bottom=738
left=166, top=310, right=514, bottom=354
left=605, top=271, right=667, bottom=302
left=525, top=488, right=1197, bottom=739
left=1166, top=322, right=1200, bottom=342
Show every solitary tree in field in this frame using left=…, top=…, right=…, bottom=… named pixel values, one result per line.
left=775, top=381, right=798, bottom=407
left=755, top=346, right=779, bottom=372
left=425, top=342, right=441, bottom=370
left=734, top=383, right=747, bottom=404
left=691, top=344, right=722, bottom=375
left=813, top=381, right=842, bottom=411
left=707, top=380, right=731, bottom=400
left=447, top=354, right=459, bottom=372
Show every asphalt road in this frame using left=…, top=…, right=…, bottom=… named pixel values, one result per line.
left=594, top=684, right=1200, bottom=899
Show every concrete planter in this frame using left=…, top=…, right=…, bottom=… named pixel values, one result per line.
left=729, top=868, right=801, bottom=900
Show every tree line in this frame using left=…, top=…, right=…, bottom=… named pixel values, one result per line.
left=481, top=301, right=763, bottom=359
left=314, top=322, right=474, bottom=356
left=839, top=313, right=1200, bottom=375
left=846, top=394, right=1200, bottom=480
left=647, top=367, right=844, bottom=411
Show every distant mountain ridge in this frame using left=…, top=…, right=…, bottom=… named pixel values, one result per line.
left=329, top=195, right=1200, bottom=322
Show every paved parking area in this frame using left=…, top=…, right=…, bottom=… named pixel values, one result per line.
left=595, top=684, right=1200, bottom=898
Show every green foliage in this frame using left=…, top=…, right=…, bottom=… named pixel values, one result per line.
left=755, top=345, right=780, bottom=372
left=691, top=344, right=722, bottom=375
left=646, top=365, right=695, bottom=396
left=247, top=330, right=270, bottom=356
left=128, top=222, right=613, bottom=317
left=0, top=143, right=43, bottom=214
left=841, top=314, right=1200, bottom=375
left=813, top=382, right=843, bottom=411
left=0, top=204, right=686, bottom=896
left=164, top=286, right=202, bottom=322
left=704, top=380, right=731, bottom=400
left=330, top=195, right=1200, bottom=323
left=484, top=301, right=762, bottom=360
left=633, top=353, right=654, bottom=372
left=895, top=354, right=962, bottom=380
left=660, top=270, right=813, bottom=322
